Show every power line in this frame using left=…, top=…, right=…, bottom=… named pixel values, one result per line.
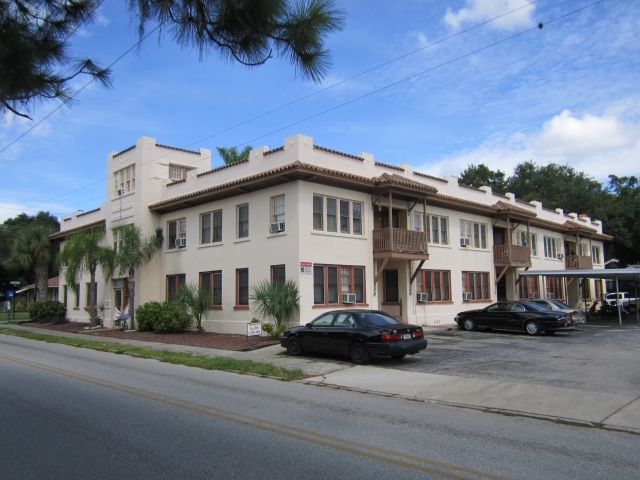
left=9, top=0, right=606, bottom=218
left=21, top=1, right=544, bottom=210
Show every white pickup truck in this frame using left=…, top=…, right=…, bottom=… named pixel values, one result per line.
left=605, top=292, right=639, bottom=311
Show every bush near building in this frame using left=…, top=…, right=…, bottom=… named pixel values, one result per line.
left=135, top=301, right=192, bottom=334
left=27, top=300, right=65, bottom=322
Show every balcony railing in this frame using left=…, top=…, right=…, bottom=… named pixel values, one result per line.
left=565, top=255, right=593, bottom=269
left=493, top=244, right=531, bottom=266
left=372, top=228, right=428, bottom=255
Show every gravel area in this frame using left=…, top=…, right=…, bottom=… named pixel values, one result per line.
left=20, top=321, right=279, bottom=351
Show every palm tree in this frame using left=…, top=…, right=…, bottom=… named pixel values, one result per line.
left=173, top=283, right=212, bottom=333
left=250, top=279, right=300, bottom=337
left=4, top=224, right=56, bottom=301
left=57, top=226, right=114, bottom=327
left=216, top=146, right=252, bottom=165
left=112, top=224, right=163, bottom=330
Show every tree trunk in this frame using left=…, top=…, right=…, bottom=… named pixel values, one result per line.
left=89, top=265, right=97, bottom=327
left=35, top=259, right=49, bottom=302
left=128, top=269, right=135, bottom=331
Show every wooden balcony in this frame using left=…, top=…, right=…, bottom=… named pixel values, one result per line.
left=565, top=255, right=593, bottom=269
left=373, top=228, right=429, bottom=260
left=493, top=244, right=532, bottom=267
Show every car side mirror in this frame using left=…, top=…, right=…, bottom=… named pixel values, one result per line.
left=306, top=323, right=313, bottom=329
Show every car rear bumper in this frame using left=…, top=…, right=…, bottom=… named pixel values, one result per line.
left=366, top=338, right=427, bottom=356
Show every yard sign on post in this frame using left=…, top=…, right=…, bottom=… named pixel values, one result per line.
left=247, top=322, right=262, bottom=344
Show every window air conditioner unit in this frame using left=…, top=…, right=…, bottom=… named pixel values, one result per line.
left=460, top=238, right=470, bottom=247
left=529, top=292, right=539, bottom=299
left=117, top=189, right=125, bottom=196
left=557, top=253, right=564, bottom=260
left=175, top=238, right=187, bottom=248
left=270, top=222, right=285, bottom=233
left=546, top=293, right=554, bottom=299
left=417, top=292, right=431, bottom=302
left=342, top=293, right=356, bottom=304
left=462, top=292, right=473, bottom=301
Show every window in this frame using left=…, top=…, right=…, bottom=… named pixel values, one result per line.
left=237, top=205, right=249, bottom=238
left=530, top=233, right=538, bottom=256
left=340, top=200, right=350, bottom=233
left=546, top=277, right=564, bottom=299
left=592, top=245, right=601, bottom=264
left=271, top=265, right=286, bottom=286
left=426, top=215, right=448, bottom=245
left=313, top=196, right=323, bottom=230
left=413, top=213, right=423, bottom=232
left=543, top=236, right=560, bottom=259
left=462, top=271, right=491, bottom=300
left=518, top=275, right=539, bottom=300
left=169, top=165, right=188, bottom=181
left=113, top=279, right=128, bottom=311
left=168, top=218, right=186, bottom=249
left=166, top=274, right=186, bottom=301
left=313, top=195, right=363, bottom=235
left=417, top=270, right=451, bottom=302
left=74, top=284, right=80, bottom=308
left=579, top=243, right=589, bottom=256
left=85, top=282, right=97, bottom=307
left=272, top=195, right=285, bottom=223
left=201, top=210, right=222, bottom=244
left=313, top=265, right=366, bottom=305
left=595, top=279, right=604, bottom=299
left=236, top=269, right=249, bottom=306
left=200, top=271, right=222, bottom=306
left=113, top=228, right=123, bottom=253
left=460, top=220, right=487, bottom=248
left=384, top=270, right=399, bottom=303
left=114, top=164, right=135, bottom=195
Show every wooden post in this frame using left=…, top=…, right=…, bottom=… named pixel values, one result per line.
left=423, top=198, right=428, bottom=253
left=388, top=191, right=394, bottom=252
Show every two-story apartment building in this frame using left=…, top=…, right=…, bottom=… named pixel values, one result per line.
left=51, top=134, right=611, bottom=332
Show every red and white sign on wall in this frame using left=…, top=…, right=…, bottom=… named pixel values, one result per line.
left=300, top=262, right=312, bottom=275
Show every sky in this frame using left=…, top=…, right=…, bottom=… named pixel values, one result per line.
left=1, top=0, right=639, bottom=222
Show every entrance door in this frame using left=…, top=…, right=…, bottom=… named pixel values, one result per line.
left=497, top=274, right=507, bottom=301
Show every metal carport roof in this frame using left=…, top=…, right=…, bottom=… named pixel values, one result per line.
left=519, top=268, right=640, bottom=326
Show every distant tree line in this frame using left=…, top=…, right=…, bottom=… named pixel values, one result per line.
left=459, top=161, right=640, bottom=267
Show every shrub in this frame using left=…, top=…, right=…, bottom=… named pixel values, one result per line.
left=261, top=323, right=287, bottom=339
left=153, top=302, right=192, bottom=334
left=135, top=301, right=163, bottom=332
left=27, top=300, right=65, bottom=321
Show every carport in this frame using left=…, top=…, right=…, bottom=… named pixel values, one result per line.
left=519, top=268, right=640, bottom=327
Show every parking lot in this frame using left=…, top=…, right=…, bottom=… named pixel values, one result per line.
left=379, top=320, right=640, bottom=396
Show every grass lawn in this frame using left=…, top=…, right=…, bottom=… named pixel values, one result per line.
left=0, top=328, right=305, bottom=381
left=0, top=311, right=30, bottom=322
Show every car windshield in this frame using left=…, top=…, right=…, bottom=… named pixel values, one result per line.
left=523, top=302, right=549, bottom=312
left=551, top=300, right=571, bottom=309
left=357, top=312, right=401, bottom=326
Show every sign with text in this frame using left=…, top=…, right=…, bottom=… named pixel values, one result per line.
left=6, top=290, right=14, bottom=298
left=300, top=262, right=312, bottom=275
left=247, top=323, right=262, bottom=337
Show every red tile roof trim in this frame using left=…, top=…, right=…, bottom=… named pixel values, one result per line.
left=375, top=161, right=404, bottom=172
left=493, top=200, right=537, bottom=217
left=156, top=143, right=200, bottom=155
left=263, top=146, right=284, bottom=156
left=314, top=145, right=363, bottom=161
left=413, top=171, right=448, bottom=183
left=49, top=219, right=106, bottom=240
left=113, top=145, right=135, bottom=157
left=458, top=183, right=484, bottom=192
left=197, top=159, right=249, bottom=177
left=167, top=179, right=186, bottom=186
left=77, top=207, right=101, bottom=217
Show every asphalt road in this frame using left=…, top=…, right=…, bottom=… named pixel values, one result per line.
left=363, top=323, right=640, bottom=396
left=1, top=334, right=639, bottom=479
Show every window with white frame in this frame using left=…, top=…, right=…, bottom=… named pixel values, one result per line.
left=313, top=195, right=363, bottom=236
left=412, top=212, right=423, bottom=232
left=514, top=230, right=538, bottom=255
left=168, top=218, right=186, bottom=249
left=201, top=210, right=222, bottom=244
left=272, top=195, right=285, bottom=226
left=543, top=236, right=560, bottom=259
left=114, top=164, right=135, bottom=195
left=237, top=204, right=249, bottom=238
left=169, top=165, right=188, bottom=181
left=579, top=243, right=589, bottom=256
left=460, top=220, right=487, bottom=249
left=592, top=245, right=601, bottom=264
left=428, top=215, right=448, bottom=245
left=113, top=228, right=123, bottom=253
left=530, top=233, right=538, bottom=256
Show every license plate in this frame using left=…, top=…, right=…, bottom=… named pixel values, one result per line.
left=402, top=333, right=411, bottom=340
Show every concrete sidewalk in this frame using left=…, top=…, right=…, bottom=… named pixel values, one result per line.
left=2, top=323, right=639, bottom=435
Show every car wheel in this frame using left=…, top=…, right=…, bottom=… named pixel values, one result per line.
left=286, top=336, right=303, bottom=356
left=350, top=342, right=370, bottom=365
left=390, top=354, right=406, bottom=360
left=525, top=321, right=541, bottom=336
left=463, top=318, right=477, bottom=331
left=544, top=331, right=556, bottom=335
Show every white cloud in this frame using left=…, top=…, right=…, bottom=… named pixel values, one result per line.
left=417, top=110, right=640, bottom=182
left=444, top=0, right=536, bottom=31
